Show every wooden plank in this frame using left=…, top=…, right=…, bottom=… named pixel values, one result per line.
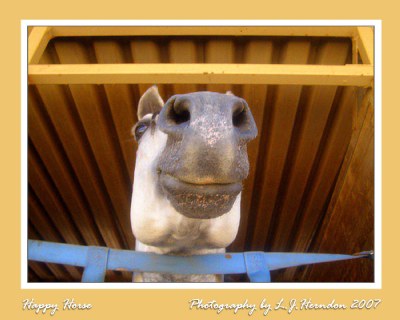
left=28, top=191, right=65, bottom=243
left=230, top=39, right=273, bottom=252
left=33, top=50, right=123, bottom=250
left=28, top=212, right=61, bottom=282
left=28, top=27, right=52, bottom=64
left=50, top=26, right=357, bottom=38
left=29, top=87, right=103, bottom=246
left=324, top=89, right=373, bottom=219
left=295, top=87, right=357, bottom=247
left=297, top=88, right=373, bottom=281
left=357, top=27, right=374, bottom=65
left=93, top=40, right=138, bottom=183
left=247, top=40, right=311, bottom=251
left=205, top=40, right=235, bottom=93
left=28, top=144, right=83, bottom=245
left=28, top=63, right=373, bottom=86
left=34, top=67, right=125, bottom=250
left=54, top=40, right=135, bottom=249
left=281, top=87, right=356, bottom=281
left=130, top=39, right=167, bottom=97
left=28, top=222, right=82, bottom=282
left=269, top=41, right=351, bottom=252
left=301, top=90, right=374, bottom=282
left=28, top=266, right=40, bottom=282
left=28, top=192, right=78, bottom=281
left=168, top=39, right=199, bottom=93
left=28, top=262, right=58, bottom=282
left=36, top=84, right=127, bottom=250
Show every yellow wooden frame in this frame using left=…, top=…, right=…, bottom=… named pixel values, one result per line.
left=27, top=26, right=374, bottom=87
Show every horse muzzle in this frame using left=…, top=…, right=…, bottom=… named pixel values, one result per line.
left=159, top=174, right=242, bottom=219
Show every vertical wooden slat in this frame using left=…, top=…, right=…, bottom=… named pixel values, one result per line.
left=323, top=89, right=373, bottom=220
left=28, top=224, right=53, bottom=282
left=247, top=40, right=311, bottom=250
left=28, top=26, right=34, bottom=37
left=28, top=267, right=40, bottom=282
left=93, top=41, right=138, bottom=184
left=301, top=92, right=374, bottom=282
left=28, top=221, right=41, bottom=241
left=28, top=26, right=52, bottom=64
left=28, top=191, right=80, bottom=281
left=269, top=41, right=351, bottom=252
left=298, top=88, right=373, bottom=281
left=130, top=39, right=167, bottom=98
left=27, top=216, right=59, bottom=282
left=357, top=27, right=374, bottom=65
left=35, top=83, right=123, bottom=249
left=205, top=39, right=235, bottom=93
left=28, top=190, right=64, bottom=244
left=80, top=35, right=139, bottom=270
left=35, top=47, right=124, bottom=249
left=28, top=262, right=57, bottom=282
left=168, top=39, right=198, bottom=93
left=352, top=37, right=359, bottom=64
left=29, top=87, right=105, bottom=246
left=293, top=87, right=356, bottom=250
left=281, top=86, right=356, bottom=281
left=28, top=144, right=83, bottom=245
left=54, top=41, right=133, bottom=249
left=229, top=40, right=273, bottom=252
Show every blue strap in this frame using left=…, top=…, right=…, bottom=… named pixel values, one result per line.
left=27, top=240, right=372, bottom=282
left=81, top=246, right=109, bottom=282
left=107, top=248, right=246, bottom=274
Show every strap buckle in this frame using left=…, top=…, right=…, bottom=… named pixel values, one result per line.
left=82, top=246, right=109, bottom=282
left=244, top=252, right=271, bottom=282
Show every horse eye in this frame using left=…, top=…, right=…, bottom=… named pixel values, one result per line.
left=134, top=123, right=149, bottom=141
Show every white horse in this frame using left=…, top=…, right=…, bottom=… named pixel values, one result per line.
left=130, top=86, right=257, bottom=282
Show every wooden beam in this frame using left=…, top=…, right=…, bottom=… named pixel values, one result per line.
left=28, top=63, right=373, bottom=86
left=28, top=27, right=53, bottom=64
left=357, top=27, right=374, bottom=65
left=50, top=26, right=357, bottom=38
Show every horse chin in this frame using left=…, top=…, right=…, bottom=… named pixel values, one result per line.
left=159, top=174, right=242, bottom=219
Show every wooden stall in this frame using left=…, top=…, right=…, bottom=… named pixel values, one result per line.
left=27, top=25, right=375, bottom=282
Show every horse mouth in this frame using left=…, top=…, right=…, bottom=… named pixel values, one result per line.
left=159, top=174, right=242, bottom=219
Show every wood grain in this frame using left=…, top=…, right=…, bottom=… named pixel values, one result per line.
left=27, top=36, right=373, bottom=282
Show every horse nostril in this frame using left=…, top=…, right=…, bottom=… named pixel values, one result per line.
left=158, top=95, right=192, bottom=136
left=232, top=100, right=247, bottom=128
left=231, top=99, right=258, bottom=142
left=167, top=98, right=191, bottom=125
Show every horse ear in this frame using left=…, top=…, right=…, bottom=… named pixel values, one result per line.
left=137, top=86, right=164, bottom=120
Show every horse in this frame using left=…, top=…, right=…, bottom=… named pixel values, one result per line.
left=130, top=86, right=258, bottom=282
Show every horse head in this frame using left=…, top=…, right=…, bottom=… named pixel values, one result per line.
left=130, top=86, right=257, bottom=282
